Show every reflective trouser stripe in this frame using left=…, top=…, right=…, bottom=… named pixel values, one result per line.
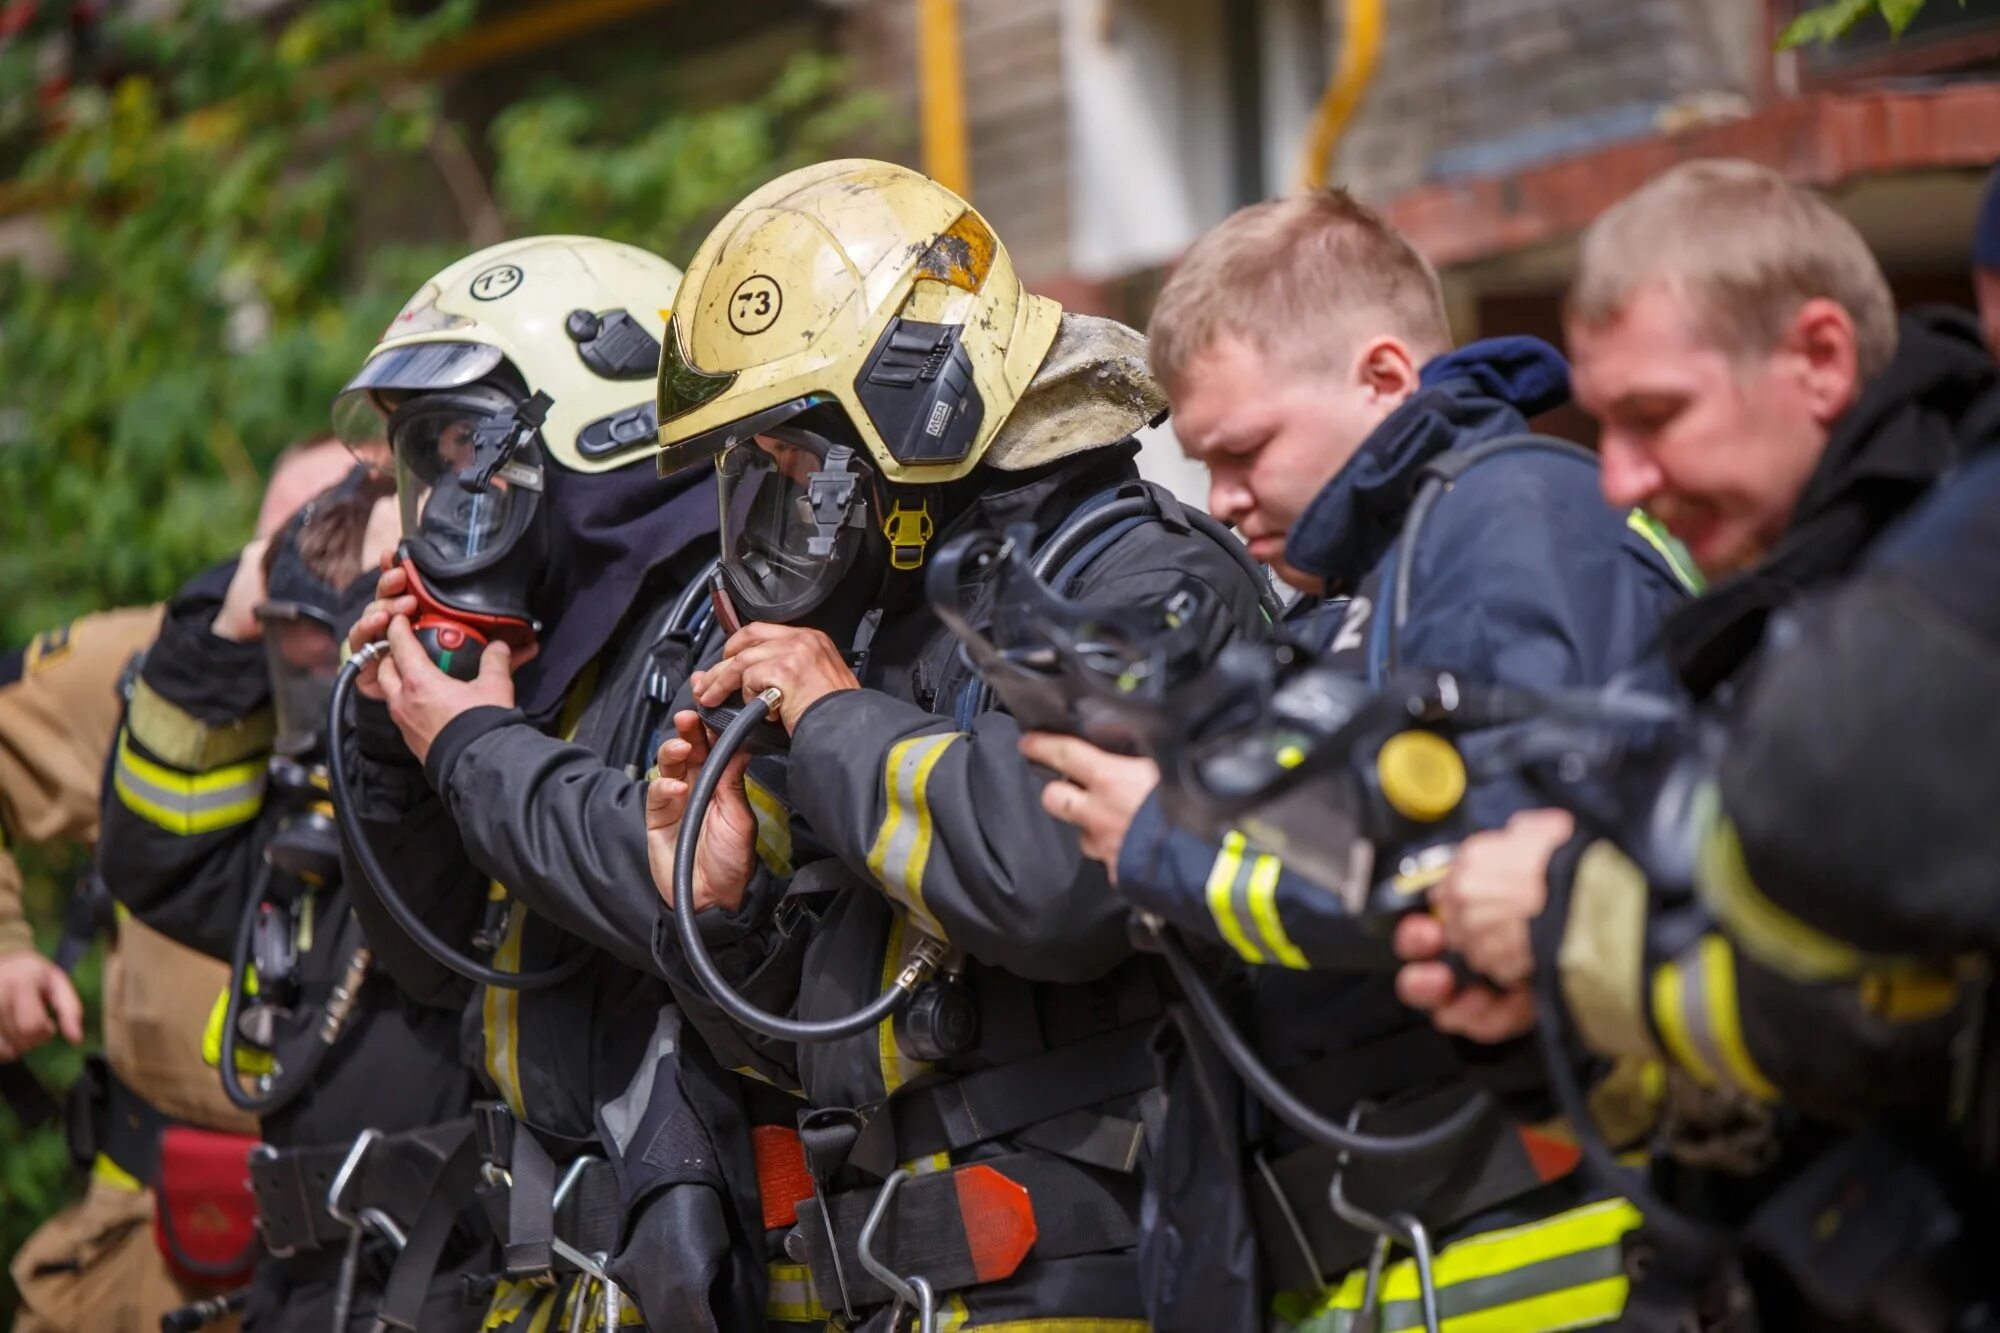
left=744, top=773, right=795, bottom=877
left=112, top=735, right=265, bottom=835
left=1206, top=832, right=1266, bottom=964
left=766, top=1261, right=831, bottom=1324
left=1303, top=1199, right=1641, bottom=1333
left=866, top=731, right=963, bottom=940
left=1651, top=935, right=1778, bottom=1102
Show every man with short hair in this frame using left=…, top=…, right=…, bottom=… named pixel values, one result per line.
left=1391, top=158, right=2000, bottom=1329
left=1032, top=188, right=1690, bottom=1332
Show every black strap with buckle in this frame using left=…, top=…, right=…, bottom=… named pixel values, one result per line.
left=848, top=1021, right=1163, bottom=1179
left=68, top=1054, right=184, bottom=1185
left=792, top=1151, right=1142, bottom=1309
left=249, top=1119, right=472, bottom=1256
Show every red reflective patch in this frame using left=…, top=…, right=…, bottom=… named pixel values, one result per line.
left=1519, top=1126, right=1583, bottom=1182
left=752, top=1125, right=813, bottom=1231
left=953, top=1164, right=1037, bottom=1283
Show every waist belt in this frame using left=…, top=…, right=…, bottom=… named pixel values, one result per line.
left=68, top=1053, right=185, bottom=1186
left=793, top=1151, right=1142, bottom=1312
left=848, top=1020, right=1164, bottom=1180
left=249, top=1119, right=473, bottom=1256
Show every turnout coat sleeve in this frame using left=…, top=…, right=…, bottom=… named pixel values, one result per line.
left=1117, top=456, right=1689, bottom=974
left=424, top=707, right=664, bottom=976
left=784, top=519, right=1267, bottom=985
left=95, top=566, right=284, bottom=961
left=0, top=605, right=166, bottom=954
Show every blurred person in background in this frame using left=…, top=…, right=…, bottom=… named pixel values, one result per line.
left=1394, top=158, right=2000, bottom=1330
left=96, top=463, right=503, bottom=1333
left=4, top=439, right=349, bottom=1333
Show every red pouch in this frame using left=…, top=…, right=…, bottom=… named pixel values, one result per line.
left=152, top=1125, right=262, bottom=1288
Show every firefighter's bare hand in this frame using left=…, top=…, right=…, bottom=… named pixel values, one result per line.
left=1019, top=732, right=1159, bottom=883
left=0, top=950, right=84, bottom=1055
left=647, top=710, right=757, bottom=914
left=692, top=624, right=860, bottom=732
left=375, top=615, right=519, bottom=764
left=1431, top=808, right=1573, bottom=986
left=210, top=539, right=271, bottom=643
left=347, top=559, right=417, bottom=701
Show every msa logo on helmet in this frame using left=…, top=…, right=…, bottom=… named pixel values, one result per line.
left=856, top=317, right=985, bottom=465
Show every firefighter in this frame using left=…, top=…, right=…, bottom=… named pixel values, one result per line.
left=5, top=440, right=351, bottom=1333
left=332, top=235, right=729, bottom=1331
left=1392, top=158, right=2000, bottom=1329
left=1019, top=188, right=1691, bottom=1332
left=637, top=157, right=1271, bottom=1330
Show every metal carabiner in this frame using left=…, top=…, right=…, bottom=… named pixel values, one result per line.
left=326, top=1130, right=409, bottom=1333
left=1328, top=1105, right=1442, bottom=1333
left=856, top=1169, right=938, bottom=1333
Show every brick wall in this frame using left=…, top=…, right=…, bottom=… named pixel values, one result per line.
left=1338, top=0, right=1755, bottom=204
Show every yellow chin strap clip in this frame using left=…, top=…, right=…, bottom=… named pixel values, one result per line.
left=883, top=497, right=936, bottom=571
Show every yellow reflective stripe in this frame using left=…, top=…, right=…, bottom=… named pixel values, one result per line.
left=1692, top=784, right=1871, bottom=984
left=1651, top=935, right=1777, bottom=1102
left=877, top=910, right=932, bottom=1098
left=1245, top=851, right=1309, bottom=969
left=126, top=677, right=273, bottom=771
left=483, top=894, right=527, bottom=1119
left=939, top=1293, right=971, bottom=1331
left=1695, top=935, right=1779, bottom=1103
left=483, top=1279, right=558, bottom=1332
left=1311, top=1198, right=1640, bottom=1332
left=201, top=980, right=275, bottom=1075
left=1626, top=510, right=1702, bottom=593
left=744, top=774, right=795, bottom=878
left=960, top=1312, right=1152, bottom=1320
left=960, top=1322, right=1148, bottom=1332
left=113, top=735, right=266, bottom=835
left=92, top=1152, right=144, bottom=1193
left=1649, top=954, right=1717, bottom=1088
left=555, top=1278, right=643, bottom=1329
left=766, top=1261, right=831, bottom=1323
left=865, top=731, right=962, bottom=939
left=1205, top=833, right=1265, bottom=964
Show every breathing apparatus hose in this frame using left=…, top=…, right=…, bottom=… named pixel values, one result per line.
left=327, top=646, right=589, bottom=991
left=1151, top=917, right=1491, bottom=1158
left=672, top=687, right=921, bottom=1043
left=217, top=862, right=333, bottom=1116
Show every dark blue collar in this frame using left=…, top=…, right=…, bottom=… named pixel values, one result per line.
left=1282, top=337, right=1570, bottom=587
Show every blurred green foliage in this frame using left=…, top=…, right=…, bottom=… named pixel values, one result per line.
left=1779, top=0, right=1959, bottom=47
left=0, top=0, right=890, bottom=1316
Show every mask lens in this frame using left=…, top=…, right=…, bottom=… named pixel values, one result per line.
left=389, top=403, right=520, bottom=565
left=256, top=604, right=341, bottom=756
left=715, top=433, right=871, bottom=620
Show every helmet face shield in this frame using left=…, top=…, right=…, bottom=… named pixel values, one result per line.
left=714, top=423, right=885, bottom=626
left=254, top=601, right=342, bottom=757
left=385, top=387, right=542, bottom=577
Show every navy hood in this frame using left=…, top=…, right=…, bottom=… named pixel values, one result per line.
left=514, top=456, right=718, bottom=717
left=1283, top=336, right=1570, bottom=587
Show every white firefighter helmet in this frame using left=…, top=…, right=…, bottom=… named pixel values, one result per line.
left=334, top=235, right=684, bottom=475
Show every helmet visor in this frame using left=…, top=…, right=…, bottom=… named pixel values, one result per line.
left=333, top=342, right=506, bottom=451
left=254, top=601, right=342, bottom=757
left=387, top=393, right=532, bottom=569
left=715, top=430, right=876, bottom=624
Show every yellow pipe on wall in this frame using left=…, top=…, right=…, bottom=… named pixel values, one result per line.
left=1296, top=0, right=1384, bottom=191
left=917, top=0, right=971, bottom=198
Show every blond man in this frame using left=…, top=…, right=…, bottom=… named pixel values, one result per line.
left=1029, top=188, right=1690, bottom=1332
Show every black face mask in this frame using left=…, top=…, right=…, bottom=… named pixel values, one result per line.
left=384, top=384, right=553, bottom=677
left=712, top=418, right=897, bottom=651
